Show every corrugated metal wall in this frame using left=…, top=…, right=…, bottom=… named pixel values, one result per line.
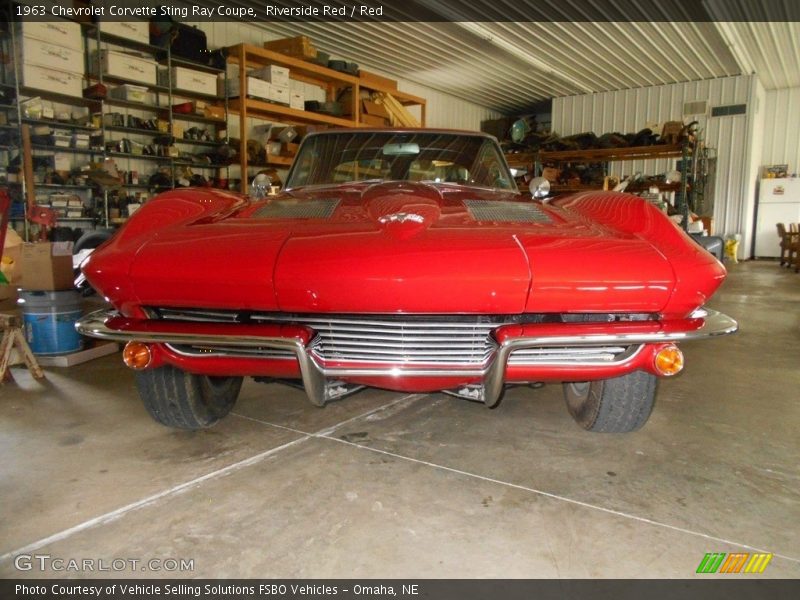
left=762, top=87, right=800, bottom=171
left=553, top=75, right=759, bottom=256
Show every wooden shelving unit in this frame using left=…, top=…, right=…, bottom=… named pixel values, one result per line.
left=506, top=142, right=700, bottom=230
left=225, top=44, right=426, bottom=191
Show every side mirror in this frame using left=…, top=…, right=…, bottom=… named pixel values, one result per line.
left=528, top=176, right=550, bottom=200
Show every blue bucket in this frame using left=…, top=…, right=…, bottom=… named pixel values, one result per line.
left=20, top=290, right=84, bottom=355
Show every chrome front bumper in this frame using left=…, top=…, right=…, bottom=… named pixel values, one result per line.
left=76, top=308, right=737, bottom=408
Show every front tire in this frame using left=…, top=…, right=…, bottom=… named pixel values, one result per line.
left=135, top=366, right=243, bottom=430
left=563, top=371, right=657, bottom=433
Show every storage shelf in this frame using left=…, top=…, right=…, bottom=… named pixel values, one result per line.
left=170, top=112, right=226, bottom=125
left=106, top=151, right=169, bottom=162
left=31, top=144, right=100, bottom=155
left=227, top=44, right=360, bottom=87
left=96, top=97, right=163, bottom=112
left=170, top=88, right=221, bottom=102
left=87, top=74, right=170, bottom=95
left=173, top=160, right=228, bottom=169
left=23, top=118, right=98, bottom=132
left=536, top=144, right=686, bottom=163
left=228, top=98, right=357, bottom=128
left=34, top=183, right=93, bottom=190
left=225, top=43, right=425, bottom=192
left=20, top=87, right=94, bottom=108
left=245, top=156, right=294, bottom=168
left=103, top=125, right=165, bottom=136
left=6, top=26, right=228, bottom=233
left=175, top=138, right=223, bottom=148
left=166, top=56, right=225, bottom=75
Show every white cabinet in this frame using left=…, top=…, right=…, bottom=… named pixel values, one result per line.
left=754, top=178, right=800, bottom=257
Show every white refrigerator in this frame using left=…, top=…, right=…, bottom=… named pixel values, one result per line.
left=754, top=178, right=800, bottom=258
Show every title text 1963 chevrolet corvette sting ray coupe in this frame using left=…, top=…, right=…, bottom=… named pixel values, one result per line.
left=77, top=129, right=737, bottom=433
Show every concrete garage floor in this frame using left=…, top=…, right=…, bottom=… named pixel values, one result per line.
left=0, top=260, right=798, bottom=579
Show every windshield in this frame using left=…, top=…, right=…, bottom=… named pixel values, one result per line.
left=285, top=131, right=516, bottom=191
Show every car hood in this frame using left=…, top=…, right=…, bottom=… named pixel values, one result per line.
left=121, top=182, right=675, bottom=314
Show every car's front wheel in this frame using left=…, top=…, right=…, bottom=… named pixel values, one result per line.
left=563, top=371, right=657, bottom=433
left=135, top=366, right=243, bottom=430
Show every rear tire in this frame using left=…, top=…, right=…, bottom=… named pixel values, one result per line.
left=563, top=371, right=657, bottom=433
left=135, top=366, right=242, bottom=430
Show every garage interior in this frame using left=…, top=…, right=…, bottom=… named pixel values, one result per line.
left=2, top=1, right=800, bottom=580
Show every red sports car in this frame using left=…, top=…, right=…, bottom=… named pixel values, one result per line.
left=77, top=129, right=737, bottom=432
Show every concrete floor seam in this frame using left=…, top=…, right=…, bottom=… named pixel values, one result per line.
left=0, top=436, right=311, bottom=564
left=0, top=393, right=425, bottom=564
left=229, top=392, right=428, bottom=437
left=319, top=435, right=800, bottom=566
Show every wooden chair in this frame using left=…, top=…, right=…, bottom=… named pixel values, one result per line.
left=791, top=224, right=800, bottom=273
left=777, top=223, right=800, bottom=266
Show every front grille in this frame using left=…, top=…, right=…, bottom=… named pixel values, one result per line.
left=507, top=345, right=640, bottom=365
left=150, top=308, right=651, bottom=368
left=166, top=343, right=296, bottom=359
left=299, top=316, right=497, bottom=366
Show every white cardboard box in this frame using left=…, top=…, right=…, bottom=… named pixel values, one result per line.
left=21, top=64, right=83, bottom=97
left=99, top=21, right=149, bottom=45
left=290, top=92, right=304, bottom=110
left=91, top=49, right=157, bottom=87
left=20, top=21, right=83, bottom=51
left=163, top=67, right=218, bottom=97
left=222, top=77, right=272, bottom=101
left=19, top=35, right=84, bottom=76
left=250, top=65, right=290, bottom=87
left=270, top=85, right=289, bottom=105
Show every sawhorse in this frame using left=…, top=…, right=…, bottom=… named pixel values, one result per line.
left=0, top=313, right=44, bottom=382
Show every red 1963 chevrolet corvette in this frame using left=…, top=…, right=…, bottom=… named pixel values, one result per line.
left=77, top=129, right=737, bottom=432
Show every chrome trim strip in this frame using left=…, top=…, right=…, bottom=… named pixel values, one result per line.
left=76, top=308, right=737, bottom=409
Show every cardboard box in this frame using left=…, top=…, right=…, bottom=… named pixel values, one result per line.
left=360, top=114, right=388, bottom=127
left=203, top=105, right=225, bottom=121
left=0, top=284, right=18, bottom=312
left=163, top=67, right=218, bottom=97
left=362, top=100, right=391, bottom=120
left=19, top=35, right=84, bottom=76
left=270, top=86, right=290, bottom=105
left=20, top=64, right=83, bottom=97
left=20, top=242, right=74, bottom=291
left=220, top=76, right=271, bottom=101
left=250, top=65, right=290, bottom=87
left=21, top=21, right=83, bottom=51
left=99, top=20, right=149, bottom=45
left=90, top=49, right=157, bottom=87
left=359, top=69, right=397, bottom=90
left=2, top=228, right=23, bottom=286
left=281, top=142, right=299, bottom=157
left=290, top=92, right=304, bottom=111
left=263, top=36, right=316, bottom=60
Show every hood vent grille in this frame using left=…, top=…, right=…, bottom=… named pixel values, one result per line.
left=465, top=200, right=551, bottom=223
left=254, top=198, right=340, bottom=219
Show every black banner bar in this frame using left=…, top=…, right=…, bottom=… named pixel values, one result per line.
left=5, top=0, right=800, bottom=23
left=2, top=579, right=800, bottom=600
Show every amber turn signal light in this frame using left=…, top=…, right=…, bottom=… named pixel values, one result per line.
left=653, top=344, right=684, bottom=376
left=123, top=341, right=152, bottom=370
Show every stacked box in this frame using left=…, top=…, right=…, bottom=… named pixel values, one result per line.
left=17, top=21, right=84, bottom=97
